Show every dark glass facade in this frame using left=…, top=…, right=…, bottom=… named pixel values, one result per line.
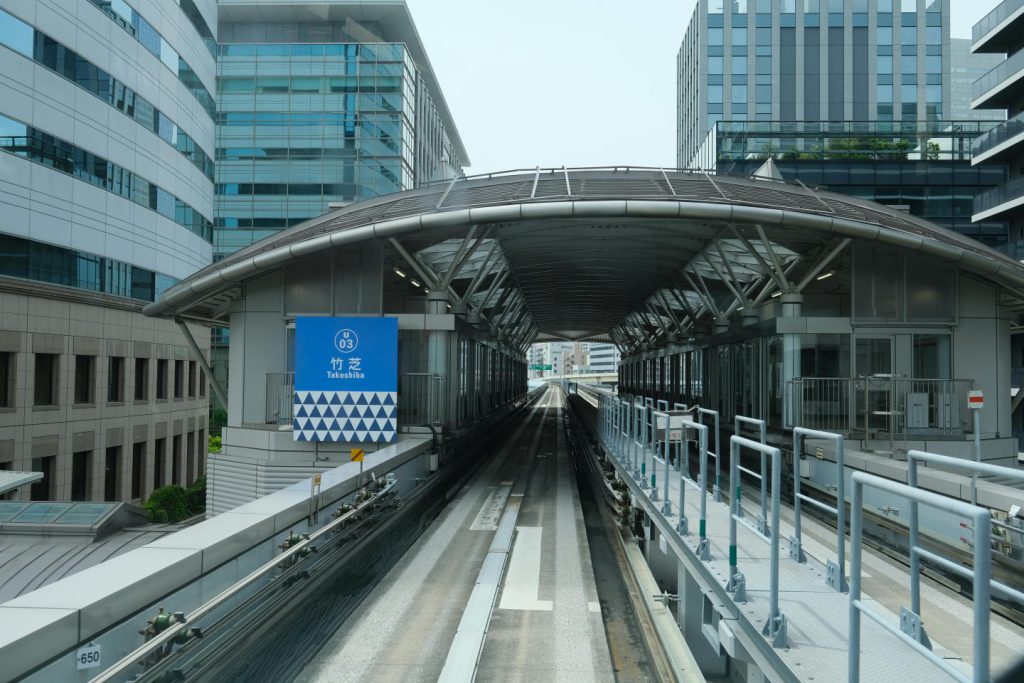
left=0, top=234, right=176, bottom=301
left=0, top=114, right=213, bottom=242
left=705, top=119, right=1010, bottom=250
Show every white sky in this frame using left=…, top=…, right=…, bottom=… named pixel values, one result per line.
left=406, top=0, right=1002, bottom=174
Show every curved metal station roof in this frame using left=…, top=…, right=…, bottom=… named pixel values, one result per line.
left=147, top=167, right=1024, bottom=345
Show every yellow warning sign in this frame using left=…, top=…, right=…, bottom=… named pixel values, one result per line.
left=351, top=448, right=365, bottom=462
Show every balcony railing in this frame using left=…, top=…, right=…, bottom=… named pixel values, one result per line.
left=973, top=109, right=1024, bottom=159
left=973, top=0, right=1024, bottom=44
left=786, top=377, right=975, bottom=440
left=973, top=47, right=1024, bottom=103
left=974, top=174, right=1024, bottom=217
left=263, top=371, right=447, bottom=430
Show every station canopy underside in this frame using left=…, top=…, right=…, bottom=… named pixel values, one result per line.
left=147, top=167, right=1024, bottom=350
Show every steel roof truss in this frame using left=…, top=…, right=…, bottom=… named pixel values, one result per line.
left=795, top=238, right=851, bottom=292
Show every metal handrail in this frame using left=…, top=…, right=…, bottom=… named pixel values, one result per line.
left=973, top=44, right=1024, bottom=103
left=698, top=407, right=722, bottom=501
left=682, top=419, right=712, bottom=561
left=849, top=472, right=990, bottom=683
left=791, top=427, right=847, bottom=592
left=735, top=415, right=769, bottom=534
left=728, top=435, right=787, bottom=648
left=975, top=174, right=1024, bottom=216
left=91, top=479, right=397, bottom=682
left=972, top=108, right=1024, bottom=159
left=906, top=449, right=1024, bottom=622
left=973, top=0, right=1024, bottom=44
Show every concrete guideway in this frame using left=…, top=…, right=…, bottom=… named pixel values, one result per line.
left=296, top=387, right=616, bottom=682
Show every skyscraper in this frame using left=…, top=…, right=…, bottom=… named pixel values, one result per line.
left=214, top=1, right=467, bottom=260
left=0, top=0, right=216, bottom=502
left=678, top=0, right=950, bottom=169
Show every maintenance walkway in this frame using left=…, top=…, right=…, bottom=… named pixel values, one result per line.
left=296, top=387, right=617, bottom=682
left=581, top=387, right=1024, bottom=682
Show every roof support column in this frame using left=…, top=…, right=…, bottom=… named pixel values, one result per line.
left=780, top=292, right=804, bottom=428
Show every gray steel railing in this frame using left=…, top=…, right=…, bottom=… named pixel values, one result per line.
left=849, top=472, right=991, bottom=683
left=265, top=372, right=295, bottom=425
left=973, top=45, right=1024, bottom=103
left=906, top=449, right=1024, bottom=631
left=728, top=435, right=787, bottom=648
left=785, top=377, right=974, bottom=438
left=975, top=174, right=1024, bottom=217
left=698, top=407, right=722, bottom=501
left=791, top=427, right=847, bottom=591
left=973, top=0, right=1024, bottom=44
left=735, top=415, right=769, bottom=535
left=972, top=108, right=1024, bottom=159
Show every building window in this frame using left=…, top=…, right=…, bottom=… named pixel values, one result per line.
left=104, top=446, right=121, bottom=501
left=108, top=356, right=125, bottom=402
left=154, top=437, right=166, bottom=489
left=199, top=368, right=206, bottom=397
left=188, top=361, right=196, bottom=397
left=134, top=357, right=149, bottom=400
left=0, top=351, right=13, bottom=408
left=156, top=359, right=168, bottom=399
left=186, top=431, right=196, bottom=484
left=172, top=434, right=182, bottom=486
left=198, top=428, right=206, bottom=477
left=74, top=355, right=95, bottom=404
left=30, top=455, right=54, bottom=500
left=131, top=442, right=145, bottom=500
left=34, top=353, right=58, bottom=406
left=174, top=360, right=184, bottom=399
left=71, top=450, right=91, bottom=501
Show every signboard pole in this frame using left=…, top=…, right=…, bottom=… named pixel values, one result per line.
left=968, top=389, right=984, bottom=506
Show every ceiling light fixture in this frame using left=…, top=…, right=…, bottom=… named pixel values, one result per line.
left=394, top=268, right=406, bottom=278
left=816, top=272, right=834, bottom=281
left=771, top=291, right=782, bottom=298
left=411, top=279, right=421, bottom=288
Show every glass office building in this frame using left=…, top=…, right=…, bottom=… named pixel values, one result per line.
left=678, top=0, right=950, bottom=169
left=214, top=4, right=467, bottom=260
left=695, top=119, right=1011, bottom=251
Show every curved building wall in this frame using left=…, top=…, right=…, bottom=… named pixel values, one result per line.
left=0, top=0, right=215, bottom=504
left=0, top=0, right=215, bottom=280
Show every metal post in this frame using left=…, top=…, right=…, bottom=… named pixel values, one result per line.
left=727, top=438, right=741, bottom=591
left=972, top=408, right=981, bottom=506
left=677, top=425, right=688, bottom=534
left=662, top=418, right=671, bottom=513
left=767, top=445, right=783, bottom=643
left=848, top=478, right=863, bottom=683
left=974, top=513, right=992, bottom=683
left=908, top=457, right=921, bottom=617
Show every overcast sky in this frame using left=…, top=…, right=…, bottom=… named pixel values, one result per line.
left=407, top=0, right=1002, bottom=174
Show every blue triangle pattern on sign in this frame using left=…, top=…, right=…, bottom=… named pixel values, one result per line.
left=293, top=391, right=398, bottom=443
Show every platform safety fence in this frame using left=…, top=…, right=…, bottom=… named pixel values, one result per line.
left=785, top=376, right=974, bottom=439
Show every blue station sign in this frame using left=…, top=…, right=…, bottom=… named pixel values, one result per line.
left=293, top=316, right=398, bottom=443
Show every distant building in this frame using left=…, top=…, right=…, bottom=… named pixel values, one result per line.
left=949, top=38, right=1004, bottom=121
left=587, top=343, right=621, bottom=374
left=678, top=0, right=951, bottom=170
